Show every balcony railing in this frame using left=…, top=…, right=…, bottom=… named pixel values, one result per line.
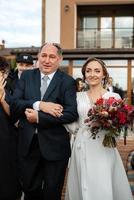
left=77, top=28, right=134, bottom=49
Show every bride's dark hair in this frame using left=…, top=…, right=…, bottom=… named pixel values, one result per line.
left=81, top=57, right=109, bottom=88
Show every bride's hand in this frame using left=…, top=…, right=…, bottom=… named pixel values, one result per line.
left=39, top=101, right=63, bottom=117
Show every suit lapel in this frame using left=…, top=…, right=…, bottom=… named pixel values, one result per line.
left=43, top=70, right=62, bottom=101
left=33, top=69, right=41, bottom=99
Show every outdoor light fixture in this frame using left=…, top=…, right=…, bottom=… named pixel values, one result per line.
left=64, top=5, right=70, bottom=12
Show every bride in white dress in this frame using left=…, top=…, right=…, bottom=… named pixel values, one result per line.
left=65, top=58, right=133, bottom=200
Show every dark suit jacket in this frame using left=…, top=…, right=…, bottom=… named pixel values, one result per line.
left=10, top=68, right=78, bottom=160
left=112, top=86, right=124, bottom=99
left=6, top=69, right=19, bottom=95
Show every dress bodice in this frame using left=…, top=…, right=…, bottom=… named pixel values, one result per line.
left=65, top=91, right=120, bottom=135
left=77, top=91, right=121, bottom=120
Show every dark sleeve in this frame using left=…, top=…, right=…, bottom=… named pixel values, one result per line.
left=10, top=72, right=38, bottom=123
left=38, top=79, right=78, bottom=128
left=5, top=90, right=11, bottom=105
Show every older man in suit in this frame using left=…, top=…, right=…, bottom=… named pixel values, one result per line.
left=11, top=43, right=78, bottom=200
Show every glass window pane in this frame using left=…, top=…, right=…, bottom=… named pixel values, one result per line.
left=73, top=68, right=83, bottom=79
left=101, top=17, right=112, bottom=48
left=132, top=60, right=134, bottom=66
left=78, top=17, right=98, bottom=48
left=101, top=18, right=112, bottom=29
left=77, top=29, right=98, bottom=48
left=107, top=68, right=127, bottom=94
left=73, top=60, right=86, bottom=66
left=82, top=17, right=97, bottom=29
left=115, top=17, right=133, bottom=48
left=115, top=17, right=133, bottom=28
left=60, top=60, right=69, bottom=66
left=105, top=60, right=128, bottom=66
left=100, top=30, right=112, bottom=48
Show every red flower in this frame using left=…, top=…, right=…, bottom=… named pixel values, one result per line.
left=96, top=98, right=104, bottom=105
left=124, top=104, right=133, bottom=112
left=107, top=97, right=117, bottom=105
left=85, top=97, right=134, bottom=148
left=117, top=111, right=127, bottom=124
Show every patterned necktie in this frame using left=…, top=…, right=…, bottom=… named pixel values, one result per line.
left=40, top=75, right=49, bottom=99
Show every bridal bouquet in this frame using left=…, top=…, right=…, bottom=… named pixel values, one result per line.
left=85, top=97, right=134, bottom=148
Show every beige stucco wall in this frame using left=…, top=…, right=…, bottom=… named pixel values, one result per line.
left=44, top=0, right=61, bottom=43
left=61, top=0, right=134, bottom=49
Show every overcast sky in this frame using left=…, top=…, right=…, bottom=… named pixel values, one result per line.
left=0, top=0, right=41, bottom=48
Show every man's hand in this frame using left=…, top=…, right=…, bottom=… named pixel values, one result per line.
left=39, top=101, right=63, bottom=117
left=25, top=108, right=38, bottom=123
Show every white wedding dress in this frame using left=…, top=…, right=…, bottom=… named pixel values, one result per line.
left=65, top=91, right=133, bottom=200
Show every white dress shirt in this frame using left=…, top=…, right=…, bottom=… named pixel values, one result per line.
left=33, top=71, right=56, bottom=111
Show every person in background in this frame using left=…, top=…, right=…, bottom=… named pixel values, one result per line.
left=75, top=77, right=85, bottom=92
left=106, top=76, right=124, bottom=99
left=64, top=57, right=133, bottom=200
left=0, top=56, right=21, bottom=200
left=33, top=59, right=39, bottom=68
left=6, top=53, right=34, bottom=199
left=7, top=53, right=34, bottom=95
left=10, top=43, right=78, bottom=200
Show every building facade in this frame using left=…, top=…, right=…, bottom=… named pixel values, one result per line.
left=42, top=0, right=134, bottom=104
